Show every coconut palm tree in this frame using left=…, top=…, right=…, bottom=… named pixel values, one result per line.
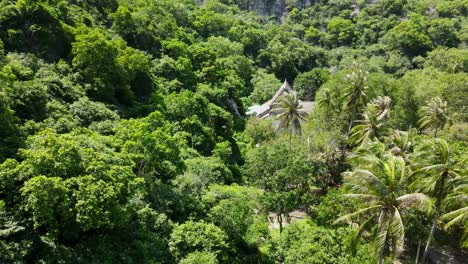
left=335, top=154, right=432, bottom=264
left=317, top=88, right=337, bottom=113
left=440, top=183, right=468, bottom=248
left=349, top=104, right=382, bottom=147
left=344, top=63, right=369, bottom=133
left=349, top=97, right=391, bottom=147
left=373, top=96, right=392, bottom=121
left=418, top=97, right=451, bottom=137
left=410, top=139, right=462, bottom=263
left=271, top=92, right=309, bottom=150
left=387, top=129, right=416, bottom=162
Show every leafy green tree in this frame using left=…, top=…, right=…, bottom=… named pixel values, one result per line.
left=169, top=220, right=229, bottom=262
left=428, top=18, right=460, bottom=47
left=240, top=118, right=276, bottom=146
left=326, top=17, right=355, bottom=47
left=180, top=251, right=219, bottom=264
left=72, top=27, right=151, bottom=104
left=244, top=142, right=315, bottom=233
left=383, top=14, right=432, bottom=57
left=424, top=48, right=468, bottom=73
left=257, top=32, right=328, bottom=80
left=69, top=97, right=119, bottom=127
left=304, top=26, right=323, bottom=44
left=248, top=68, right=281, bottom=104
left=294, top=68, right=329, bottom=101
left=202, top=184, right=265, bottom=245
left=0, top=94, right=21, bottom=162
left=116, top=111, right=185, bottom=182
left=270, top=221, right=371, bottom=264
left=336, top=154, right=432, bottom=264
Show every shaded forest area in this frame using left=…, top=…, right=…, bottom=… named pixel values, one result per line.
left=0, top=0, right=467, bottom=263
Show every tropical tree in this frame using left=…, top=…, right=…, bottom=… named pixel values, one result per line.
left=440, top=183, right=468, bottom=248
left=317, top=88, right=337, bottom=126
left=271, top=92, right=309, bottom=150
left=387, top=129, right=416, bottom=161
left=349, top=97, right=391, bottom=147
left=411, top=139, right=462, bottom=264
left=335, top=154, right=432, bottom=264
left=418, top=97, right=451, bottom=137
left=344, top=63, right=369, bottom=133
left=373, top=96, right=392, bottom=121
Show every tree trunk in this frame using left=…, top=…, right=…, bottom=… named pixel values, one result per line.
left=378, top=251, right=384, bottom=264
left=377, top=210, right=385, bottom=264
left=416, top=239, right=421, bottom=264
left=278, top=214, right=283, bottom=233
left=420, top=171, right=448, bottom=264
left=348, top=103, right=358, bottom=134
left=420, top=212, right=439, bottom=264
left=289, top=129, right=292, bottom=151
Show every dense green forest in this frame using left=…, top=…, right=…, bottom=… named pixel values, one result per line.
left=0, top=0, right=467, bottom=263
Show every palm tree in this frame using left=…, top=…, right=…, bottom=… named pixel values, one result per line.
left=271, top=92, right=309, bottom=150
left=349, top=105, right=382, bottom=147
left=335, top=154, right=432, bottom=264
left=373, top=96, right=392, bottom=121
left=440, top=183, right=468, bottom=248
left=349, top=97, right=391, bottom=147
left=344, top=63, right=369, bottom=133
left=411, top=139, right=461, bottom=263
left=317, top=88, right=337, bottom=115
left=387, top=129, right=416, bottom=162
left=418, top=97, right=451, bottom=137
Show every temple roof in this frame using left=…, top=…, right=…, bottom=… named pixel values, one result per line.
left=246, top=80, right=314, bottom=119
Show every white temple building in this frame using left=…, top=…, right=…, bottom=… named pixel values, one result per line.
left=246, top=80, right=314, bottom=119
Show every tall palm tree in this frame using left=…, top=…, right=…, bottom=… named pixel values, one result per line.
left=344, top=63, right=369, bottom=134
left=349, top=104, right=382, bottom=147
left=335, top=154, right=432, bottom=264
left=271, top=92, right=309, bottom=150
left=418, top=97, right=451, bottom=137
left=317, top=89, right=337, bottom=114
left=349, top=97, right=391, bottom=147
left=410, top=139, right=461, bottom=263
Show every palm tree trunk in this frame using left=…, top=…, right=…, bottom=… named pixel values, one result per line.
left=415, top=239, right=421, bottom=264
left=289, top=129, right=292, bottom=151
left=420, top=171, right=448, bottom=264
left=420, top=212, right=439, bottom=264
left=278, top=214, right=283, bottom=233
left=378, top=250, right=384, bottom=264
left=377, top=210, right=386, bottom=264
left=348, top=103, right=358, bottom=134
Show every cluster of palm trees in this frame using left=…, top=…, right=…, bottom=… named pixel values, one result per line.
left=268, top=65, right=465, bottom=263
left=335, top=66, right=464, bottom=263
left=337, top=136, right=465, bottom=263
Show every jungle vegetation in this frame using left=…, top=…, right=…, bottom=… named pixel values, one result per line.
left=0, top=0, right=467, bottom=263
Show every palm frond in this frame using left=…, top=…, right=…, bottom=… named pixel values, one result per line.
left=441, top=207, right=468, bottom=230
left=388, top=208, right=405, bottom=255
left=334, top=205, right=382, bottom=224
left=396, top=193, right=433, bottom=213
